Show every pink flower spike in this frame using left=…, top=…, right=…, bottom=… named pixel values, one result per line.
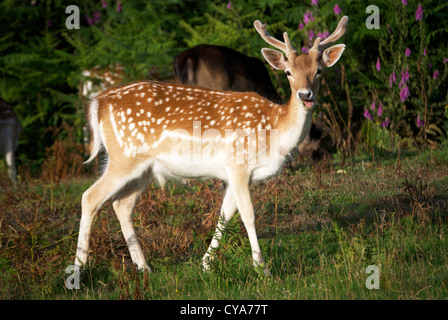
left=423, top=48, right=427, bottom=56
left=405, top=47, right=411, bottom=57
left=117, top=1, right=122, bottom=12
left=227, top=2, right=232, bottom=9
left=376, top=58, right=381, bottom=72
left=308, top=30, right=315, bottom=40
left=371, top=99, right=376, bottom=110
left=333, top=4, right=342, bottom=15
left=304, top=11, right=314, bottom=25
left=377, top=102, right=383, bottom=117
left=433, top=69, right=440, bottom=79
left=400, top=84, right=410, bottom=102
left=311, top=0, right=318, bottom=6
left=402, top=0, right=408, bottom=5
left=417, top=115, right=424, bottom=128
left=382, top=117, right=390, bottom=128
left=364, top=109, right=373, bottom=121
left=415, top=4, right=423, bottom=21
left=298, top=22, right=304, bottom=29
left=102, top=0, right=107, bottom=8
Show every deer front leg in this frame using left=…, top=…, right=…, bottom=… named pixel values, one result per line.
left=226, top=168, right=269, bottom=275
left=202, top=187, right=237, bottom=270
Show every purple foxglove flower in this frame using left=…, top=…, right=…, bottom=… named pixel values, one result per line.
left=376, top=58, right=381, bottom=72
left=311, top=0, right=318, bottom=6
left=389, top=72, right=396, bottom=88
left=298, top=22, right=304, bottom=29
left=317, top=31, right=329, bottom=40
left=405, top=47, right=411, bottom=57
left=400, top=69, right=410, bottom=87
left=364, top=109, right=373, bottom=121
left=334, top=4, right=342, bottom=15
left=382, top=117, right=390, bottom=128
left=304, top=11, right=314, bottom=25
left=400, top=84, right=410, bottom=102
left=402, top=0, right=408, bottom=5
left=102, top=0, right=107, bottom=8
left=377, top=102, right=383, bottom=117
left=371, top=99, right=376, bottom=110
left=117, top=1, right=122, bottom=12
left=417, top=115, right=424, bottom=128
left=301, top=47, right=309, bottom=54
left=433, top=69, right=440, bottom=79
left=415, top=4, right=423, bottom=21
left=227, top=2, right=232, bottom=9
left=308, top=30, right=315, bottom=40
left=423, top=48, right=426, bottom=56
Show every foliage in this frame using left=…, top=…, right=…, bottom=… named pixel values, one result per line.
left=0, top=0, right=447, bottom=173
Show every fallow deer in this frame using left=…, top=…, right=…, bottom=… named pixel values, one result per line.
left=74, top=16, right=348, bottom=274
left=0, top=99, right=21, bottom=184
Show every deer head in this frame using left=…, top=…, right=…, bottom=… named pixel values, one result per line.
left=254, top=16, right=348, bottom=109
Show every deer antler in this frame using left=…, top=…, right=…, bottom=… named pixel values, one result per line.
left=254, top=20, right=297, bottom=55
left=255, top=16, right=348, bottom=56
left=311, top=16, right=349, bottom=53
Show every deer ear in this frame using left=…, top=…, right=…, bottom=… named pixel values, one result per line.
left=321, top=44, right=346, bottom=67
left=261, top=48, right=287, bottom=70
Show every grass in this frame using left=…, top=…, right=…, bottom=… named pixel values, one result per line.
left=0, top=142, right=448, bottom=300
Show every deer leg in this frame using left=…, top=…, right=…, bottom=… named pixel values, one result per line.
left=75, top=167, right=132, bottom=268
left=202, top=187, right=237, bottom=270
left=226, top=169, right=269, bottom=275
left=112, top=179, right=150, bottom=271
left=5, top=150, right=17, bottom=184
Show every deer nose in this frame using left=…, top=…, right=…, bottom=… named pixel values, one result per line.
left=298, top=90, right=313, bottom=101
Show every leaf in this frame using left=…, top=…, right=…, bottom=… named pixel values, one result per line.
left=425, top=123, right=443, bottom=136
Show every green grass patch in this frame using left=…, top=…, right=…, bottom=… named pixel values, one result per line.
left=1, top=144, right=448, bottom=299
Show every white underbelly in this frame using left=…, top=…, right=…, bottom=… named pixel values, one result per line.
left=152, top=154, right=228, bottom=184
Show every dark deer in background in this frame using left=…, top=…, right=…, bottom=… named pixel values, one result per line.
left=0, top=99, right=21, bottom=184
left=173, top=44, right=332, bottom=165
left=174, top=44, right=282, bottom=103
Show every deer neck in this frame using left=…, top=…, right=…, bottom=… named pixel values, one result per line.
left=273, top=96, right=313, bottom=157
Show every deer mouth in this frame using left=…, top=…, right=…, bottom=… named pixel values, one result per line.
left=302, top=100, right=315, bottom=110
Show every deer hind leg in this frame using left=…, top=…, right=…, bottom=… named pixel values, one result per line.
left=202, top=187, right=237, bottom=270
left=75, top=164, right=139, bottom=268
left=112, top=177, right=150, bottom=271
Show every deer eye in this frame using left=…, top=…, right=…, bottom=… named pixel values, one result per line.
left=316, top=68, right=322, bottom=76
left=285, top=70, right=292, bottom=77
